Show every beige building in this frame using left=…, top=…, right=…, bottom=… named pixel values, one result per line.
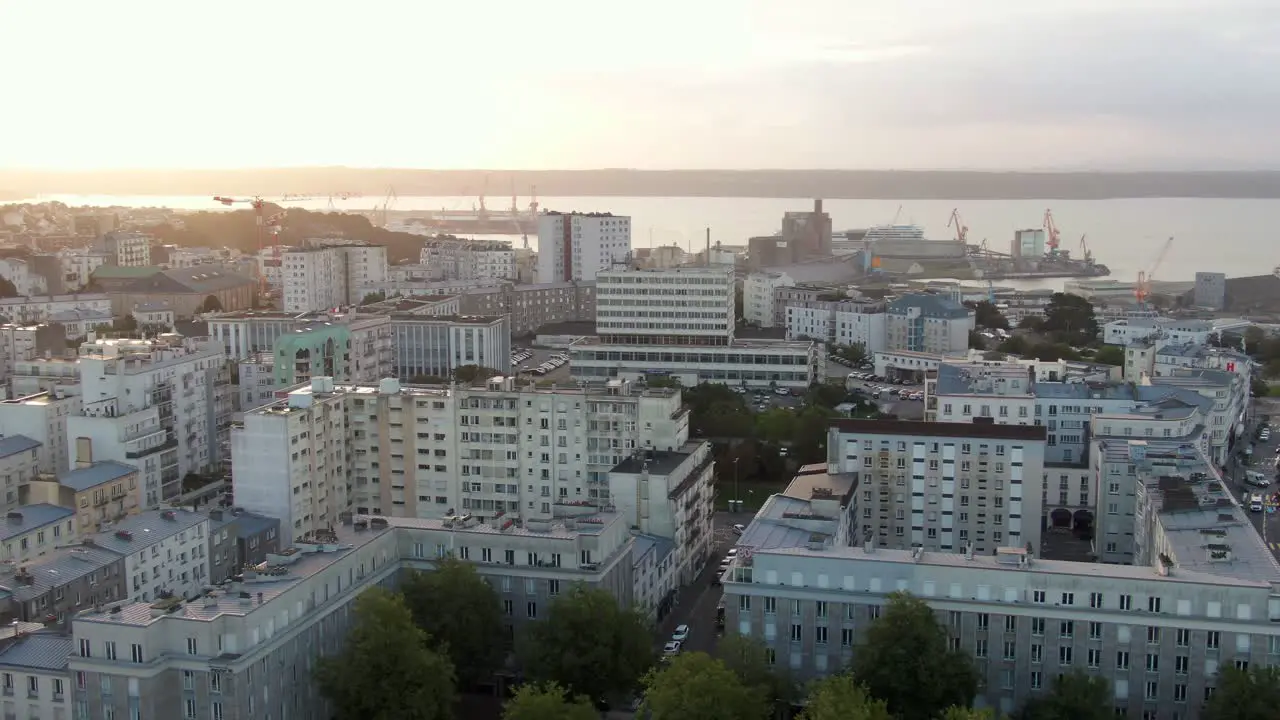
left=0, top=436, right=42, bottom=515
left=25, top=461, right=140, bottom=534
left=460, top=281, right=597, bottom=336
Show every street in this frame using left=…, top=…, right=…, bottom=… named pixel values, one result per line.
left=655, top=512, right=754, bottom=657
left=1235, top=402, right=1280, bottom=554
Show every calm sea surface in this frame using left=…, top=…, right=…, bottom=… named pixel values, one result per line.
left=21, top=194, right=1280, bottom=289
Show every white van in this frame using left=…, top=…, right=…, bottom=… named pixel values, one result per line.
left=1249, top=494, right=1265, bottom=512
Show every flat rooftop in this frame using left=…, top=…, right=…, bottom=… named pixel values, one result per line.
left=830, top=418, right=1048, bottom=442
left=572, top=337, right=815, bottom=351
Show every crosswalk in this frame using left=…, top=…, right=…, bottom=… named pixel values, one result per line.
left=1269, top=543, right=1280, bottom=551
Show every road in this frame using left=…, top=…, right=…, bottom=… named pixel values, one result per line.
left=1235, top=414, right=1280, bottom=554
left=655, top=512, right=754, bottom=657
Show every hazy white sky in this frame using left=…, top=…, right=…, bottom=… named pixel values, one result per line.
left=5, top=0, right=1278, bottom=170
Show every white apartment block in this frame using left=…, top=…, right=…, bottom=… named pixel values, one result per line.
left=57, top=248, right=111, bottom=289
left=609, top=442, right=715, bottom=586
left=231, top=376, right=690, bottom=542
left=0, top=633, right=73, bottom=720
left=0, top=294, right=111, bottom=325
left=0, top=390, right=81, bottom=475
left=0, top=436, right=41, bottom=516
left=721, top=416, right=1280, bottom=719
left=354, top=278, right=504, bottom=302
left=281, top=244, right=388, bottom=313
left=1103, top=317, right=1215, bottom=347
left=98, top=231, right=152, bottom=267
left=743, top=271, right=794, bottom=327
left=419, top=238, right=517, bottom=281
left=65, top=513, right=635, bottom=720
left=784, top=300, right=888, bottom=353
left=0, top=258, right=47, bottom=297
left=236, top=353, right=279, bottom=412
left=570, top=339, right=819, bottom=390
left=536, top=211, right=632, bottom=283
left=69, top=338, right=229, bottom=506
left=90, top=509, right=211, bottom=602
left=885, top=294, right=974, bottom=355
left=596, top=266, right=735, bottom=341
left=828, top=419, right=1047, bottom=555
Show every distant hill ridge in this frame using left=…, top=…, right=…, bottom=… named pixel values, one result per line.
left=6, top=169, right=1280, bottom=200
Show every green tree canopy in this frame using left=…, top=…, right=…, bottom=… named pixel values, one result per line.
left=641, top=651, right=770, bottom=720
left=967, top=301, right=1010, bottom=330
left=1041, top=292, right=1097, bottom=345
left=199, top=294, right=223, bottom=313
left=1203, top=665, right=1280, bottom=720
left=361, top=291, right=387, bottom=305
left=502, top=681, right=598, bottom=720
left=453, top=364, right=501, bottom=383
left=850, top=592, right=979, bottom=719
left=1016, top=670, right=1110, bottom=720
left=516, top=584, right=653, bottom=704
left=797, top=673, right=892, bottom=720
left=315, top=587, right=456, bottom=720
left=1091, top=345, right=1125, bottom=366
left=400, top=561, right=505, bottom=687
left=716, top=634, right=798, bottom=710
left=941, top=707, right=1001, bottom=720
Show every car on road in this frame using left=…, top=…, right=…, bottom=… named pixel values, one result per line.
left=774, top=387, right=790, bottom=396
left=1247, top=472, right=1271, bottom=489
left=1249, top=493, right=1265, bottom=512
left=662, top=641, right=681, bottom=659
left=671, top=625, right=690, bottom=642
left=732, top=523, right=745, bottom=535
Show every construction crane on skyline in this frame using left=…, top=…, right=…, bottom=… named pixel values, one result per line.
left=1043, top=209, right=1062, bottom=255
left=1135, top=237, right=1175, bottom=309
left=947, top=208, right=969, bottom=244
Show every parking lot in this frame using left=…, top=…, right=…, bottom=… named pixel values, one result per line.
left=509, top=347, right=573, bottom=383
left=830, top=359, right=928, bottom=420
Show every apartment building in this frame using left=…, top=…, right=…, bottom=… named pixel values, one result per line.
left=885, top=294, right=974, bottom=355
left=0, top=436, right=41, bottom=516
left=0, top=632, right=74, bottom=720
left=69, top=337, right=228, bottom=505
left=0, top=324, right=64, bottom=385
left=420, top=237, right=517, bottom=281
left=89, top=509, right=211, bottom=603
left=97, top=231, right=152, bottom=267
left=536, top=211, right=632, bottom=283
left=0, top=294, right=111, bottom=325
left=460, top=281, right=597, bottom=336
left=0, top=257, right=47, bottom=297
left=0, top=504, right=75, bottom=566
left=722, top=420, right=1280, bottom=719
left=231, top=376, right=691, bottom=540
left=281, top=244, right=389, bottom=313
left=0, top=391, right=81, bottom=475
left=360, top=294, right=461, bottom=317
left=34, top=461, right=141, bottom=534
left=609, top=441, right=715, bottom=586
left=827, top=419, right=1047, bottom=555
left=743, top=272, right=795, bottom=327
left=206, top=508, right=281, bottom=584
left=378, top=314, right=510, bottom=380
left=2, top=543, right=126, bottom=626
left=66, top=512, right=634, bottom=720
left=354, top=277, right=504, bottom=303
left=572, top=266, right=820, bottom=390
left=785, top=299, right=888, bottom=353
left=207, top=311, right=394, bottom=387
left=235, top=353, right=278, bottom=412
left=1104, top=317, right=1215, bottom=347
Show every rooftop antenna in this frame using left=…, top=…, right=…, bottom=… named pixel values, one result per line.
left=705, top=227, right=711, bottom=267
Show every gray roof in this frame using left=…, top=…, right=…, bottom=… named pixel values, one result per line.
left=1155, top=343, right=1210, bottom=359
left=231, top=512, right=279, bottom=539
left=0, top=633, right=73, bottom=671
left=0, top=505, right=74, bottom=542
left=89, top=509, right=208, bottom=554
left=7, top=546, right=122, bottom=602
left=0, top=435, right=40, bottom=459
left=59, top=461, right=137, bottom=492
left=632, top=533, right=675, bottom=567
left=888, top=293, right=970, bottom=319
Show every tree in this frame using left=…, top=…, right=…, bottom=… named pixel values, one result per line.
left=1203, top=665, right=1280, bottom=720
left=716, top=634, right=798, bottom=711
left=940, top=708, right=1001, bottom=720
left=1016, top=670, right=1110, bottom=720
left=967, top=301, right=1009, bottom=330
left=315, top=587, right=456, bottom=720
left=453, top=364, right=501, bottom=383
left=199, top=294, right=223, bottom=313
left=1244, top=326, right=1267, bottom=354
left=400, top=561, right=505, bottom=687
left=641, top=652, right=769, bottom=720
left=1017, top=316, right=1045, bottom=332
left=968, top=330, right=987, bottom=350
left=0, top=277, right=17, bottom=299
left=361, top=291, right=387, bottom=305
left=798, top=673, right=892, bottom=720
left=517, top=584, right=653, bottom=704
left=755, top=407, right=798, bottom=445
left=502, top=682, right=597, bottom=720
left=1041, top=293, right=1097, bottom=345
left=1092, top=345, right=1125, bottom=366
left=850, top=592, right=979, bottom=719
left=829, top=343, right=867, bottom=364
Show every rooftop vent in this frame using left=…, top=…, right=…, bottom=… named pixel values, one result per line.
left=115, top=530, right=133, bottom=541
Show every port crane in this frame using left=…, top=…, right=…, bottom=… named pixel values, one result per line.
left=1135, top=236, right=1175, bottom=309
left=1078, top=234, right=1093, bottom=264
left=1043, top=209, right=1062, bottom=255
left=948, top=208, right=969, bottom=245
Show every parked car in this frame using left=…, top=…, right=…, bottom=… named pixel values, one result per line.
left=671, top=625, right=690, bottom=642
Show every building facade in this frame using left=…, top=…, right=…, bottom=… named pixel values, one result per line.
left=886, top=294, right=974, bottom=355
left=743, top=272, right=795, bottom=327
left=536, top=211, right=632, bottom=283
left=419, top=237, right=517, bottom=281
left=459, top=281, right=597, bottom=336
left=281, top=244, right=389, bottom=313
left=97, top=231, right=152, bottom=268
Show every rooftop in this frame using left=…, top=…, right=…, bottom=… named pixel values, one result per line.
left=0, top=434, right=40, bottom=459
left=830, top=418, right=1048, bottom=442
left=571, top=336, right=815, bottom=351
left=58, top=461, right=137, bottom=492
left=888, top=294, right=971, bottom=319
left=4, top=545, right=123, bottom=603
left=632, top=533, right=675, bottom=567
left=611, top=445, right=697, bottom=477
left=783, top=465, right=857, bottom=506
left=0, top=504, right=74, bottom=541
left=88, top=509, right=208, bottom=554
left=0, top=632, right=74, bottom=672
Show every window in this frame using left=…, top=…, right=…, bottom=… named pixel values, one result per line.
left=1089, top=592, right=1103, bottom=609
left=184, top=698, right=196, bottom=719
left=548, top=580, right=560, bottom=596
left=790, top=624, right=802, bottom=643
left=186, top=638, right=198, bottom=655
left=105, top=641, right=117, bottom=661
left=1088, top=648, right=1101, bottom=668
left=1176, top=628, right=1190, bottom=647
left=815, top=627, right=828, bottom=645
left=1030, top=671, right=1042, bottom=690
left=130, top=644, right=144, bottom=663
left=25, top=676, right=36, bottom=697
left=1207, top=631, right=1220, bottom=649
left=764, top=597, right=776, bottom=615
left=977, top=613, right=989, bottom=630
left=1031, top=644, right=1043, bottom=663
left=1148, top=597, right=1162, bottom=613
left=1116, top=651, right=1130, bottom=670
left=1031, top=618, right=1045, bottom=636
left=1059, top=646, right=1073, bottom=665
left=1146, top=654, right=1159, bottom=672
left=1119, top=594, right=1133, bottom=611
left=1005, top=616, right=1017, bottom=633
left=1003, top=641, right=1016, bottom=660
left=527, top=602, right=537, bottom=619
left=1060, top=621, right=1074, bottom=639
left=1145, top=680, right=1159, bottom=700
left=1032, top=590, right=1046, bottom=603
left=1146, top=626, right=1160, bottom=644
left=1089, top=622, right=1102, bottom=640
left=1175, top=655, right=1189, bottom=675
left=841, top=628, right=854, bottom=647
left=975, top=639, right=988, bottom=658
left=1061, top=592, right=1075, bottom=606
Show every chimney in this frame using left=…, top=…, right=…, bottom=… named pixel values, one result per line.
left=705, top=228, right=711, bottom=267
left=814, top=198, right=823, bottom=214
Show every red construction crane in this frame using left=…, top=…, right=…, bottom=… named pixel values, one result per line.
left=1135, top=237, right=1174, bottom=308
left=212, top=196, right=290, bottom=295
left=1043, top=209, right=1061, bottom=254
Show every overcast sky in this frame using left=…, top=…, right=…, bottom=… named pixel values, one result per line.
left=6, top=0, right=1278, bottom=170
